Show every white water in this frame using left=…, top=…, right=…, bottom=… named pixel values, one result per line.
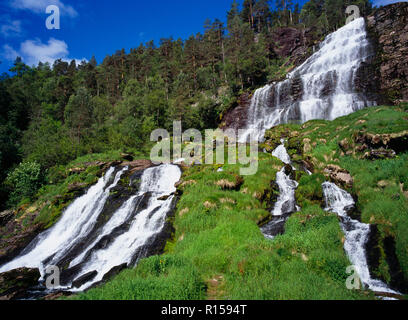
left=239, top=18, right=376, bottom=142
left=72, top=164, right=180, bottom=291
left=0, top=164, right=181, bottom=292
left=261, top=142, right=298, bottom=239
left=0, top=166, right=126, bottom=275
left=271, top=141, right=298, bottom=217
left=272, top=140, right=292, bottom=166
left=322, top=182, right=399, bottom=295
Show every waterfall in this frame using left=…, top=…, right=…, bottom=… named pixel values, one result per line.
left=261, top=141, right=298, bottom=239
left=322, top=182, right=400, bottom=295
left=0, top=164, right=181, bottom=292
left=0, top=166, right=126, bottom=275
left=239, top=18, right=376, bottom=143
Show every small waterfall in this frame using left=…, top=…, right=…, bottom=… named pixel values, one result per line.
left=261, top=141, right=298, bottom=239
left=239, top=18, right=376, bottom=143
left=322, top=182, right=400, bottom=295
left=0, top=164, right=181, bottom=292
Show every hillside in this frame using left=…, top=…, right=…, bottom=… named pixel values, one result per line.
left=1, top=1, right=408, bottom=301
left=68, top=103, right=407, bottom=300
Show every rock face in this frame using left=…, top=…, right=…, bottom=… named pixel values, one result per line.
left=268, top=27, right=317, bottom=71
left=0, top=268, right=40, bottom=300
left=220, top=92, right=252, bottom=134
left=367, top=2, right=408, bottom=104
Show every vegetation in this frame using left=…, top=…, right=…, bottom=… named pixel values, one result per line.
left=2, top=0, right=406, bottom=301
left=264, top=103, right=408, bottom=287
left=0, top=0, right=371, bottom=210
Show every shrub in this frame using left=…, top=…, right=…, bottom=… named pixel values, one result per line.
left=5, top=161, right=44, bottom=207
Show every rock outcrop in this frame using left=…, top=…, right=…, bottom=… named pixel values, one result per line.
left=268, top=27, right=317, bottom=71
left=367, top=2, right=408, bottom=104
left=0, top=268, right=40, bottom=300
left=220, top=92, right=252, bottom=134
left=323, top=164, right=354, bottom=189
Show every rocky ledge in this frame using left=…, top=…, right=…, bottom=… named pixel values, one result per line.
left=0, top=267, right=40, bottom=300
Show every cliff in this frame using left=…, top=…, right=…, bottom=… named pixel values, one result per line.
left=367, top=2, right=408, bottom=104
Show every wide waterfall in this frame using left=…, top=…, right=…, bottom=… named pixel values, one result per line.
left=239, top=17, right=376, bottom=142
left=0, top=164, right=181, bottom=292
left=322, top=182, right=400, bottom=295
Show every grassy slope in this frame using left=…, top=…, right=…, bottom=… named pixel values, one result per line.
left=9, top=104, right=404, bottom=300
left=74, top=150, right=376, bottom=300
left=265, top=104, right=408, bottom=284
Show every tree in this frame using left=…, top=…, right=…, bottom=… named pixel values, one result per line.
left=64, top=87, right=93, bottom=154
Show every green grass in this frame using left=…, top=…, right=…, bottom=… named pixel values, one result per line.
left=12, top=104, right=406, bottom=300
left=74, top=152, right=371, bottom=300
left=340, top=154, right=408, bottom=281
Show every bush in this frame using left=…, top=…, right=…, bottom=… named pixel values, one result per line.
left=5, top=161, right=44, bottom=207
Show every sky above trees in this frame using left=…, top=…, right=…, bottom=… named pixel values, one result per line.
left=0, top=0, right=403, bottom=74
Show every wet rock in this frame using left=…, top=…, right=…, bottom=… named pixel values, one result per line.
left=101, top=263, right=128, bottom=283
left=220, top=92, right=252, bottom=135
left=43, top=291, right=72, bottom=300
left=383, top=236, right=408, bottom=293
left=0, top=224, right=43, bottom=266
left=0, top=210, right=14, bottom=227
left=0, top=268, right=40, bottom=300
left=72, top=270, right=97, bottom=288
left=158, top=194, right=174, bottom=201
left=324, top=164, right=353, bottom=189
left=124, top=159, right=153, bottom=175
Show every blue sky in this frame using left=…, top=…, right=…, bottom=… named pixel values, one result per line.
left=0, top=0, right=404, bottom=74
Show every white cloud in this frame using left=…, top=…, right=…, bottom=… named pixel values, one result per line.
left=2, top=44, right=19, bottom=61
left=2, top=38, right=86, bottom=67
left=373, top=0, right=407, bottom=7
left=10, top=0, right=78, bottom=17
left=1, top=20, right=22, bottom=37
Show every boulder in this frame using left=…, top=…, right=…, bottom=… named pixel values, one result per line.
left=0, top=268, right=40, bottom=300
left=324, top=164, right=353, bottom=189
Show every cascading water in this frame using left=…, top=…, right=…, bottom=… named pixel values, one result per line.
left=261, top=141, right=298, bottom=239
left=0, top=164, right=181, bottom=293
left=0, top=166, right=126, bottom=276
left=239, top=18, right=376, bottom=142
left=322, top=182, right=400, bottom=296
